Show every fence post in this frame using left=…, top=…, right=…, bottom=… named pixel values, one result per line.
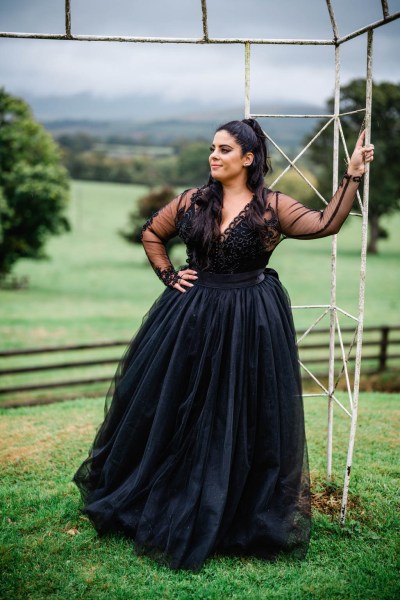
left=378, top=326, right=389, bottom=371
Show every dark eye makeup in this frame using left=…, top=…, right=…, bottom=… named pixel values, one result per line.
left=209, top=146, right=231, bottom=153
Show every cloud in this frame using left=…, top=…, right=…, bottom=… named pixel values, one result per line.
left=0, top=0, right=399, bottom=110
left=0, top=39, right=245, bottom=102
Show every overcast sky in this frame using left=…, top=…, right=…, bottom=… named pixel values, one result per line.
left=1, top=0, right=399, bottom=115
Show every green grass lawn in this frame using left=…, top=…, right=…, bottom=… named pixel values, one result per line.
left=1, top=393, right=399, bottom=599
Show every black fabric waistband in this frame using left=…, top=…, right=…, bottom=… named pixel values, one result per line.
left=194, top=268, right=267, bottom=289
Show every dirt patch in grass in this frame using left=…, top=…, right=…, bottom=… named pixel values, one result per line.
left=0, top=422, right=95, bottom=464
left=311, top=478, right=362, bottom=518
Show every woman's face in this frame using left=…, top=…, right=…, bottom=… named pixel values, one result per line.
left=209, top=130, right=253, bottom=184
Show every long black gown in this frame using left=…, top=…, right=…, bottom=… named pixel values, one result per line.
left=73, top=172, right=362, bottom=571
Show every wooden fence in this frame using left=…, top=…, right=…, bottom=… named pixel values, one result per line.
left=1, top=325, right=399, bottom=400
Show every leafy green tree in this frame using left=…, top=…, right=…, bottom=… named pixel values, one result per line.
left=0, top=89, right=70, bottom=277
left=120, top=185, right=181, bottom=249
left=307, top=79, right=400, bottom=253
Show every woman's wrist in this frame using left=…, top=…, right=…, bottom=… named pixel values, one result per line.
left=344, top=165, right=364, bottom=183
left=154, top=265, right=180, bottom=287
left=346, top=163, right=364, bottom=178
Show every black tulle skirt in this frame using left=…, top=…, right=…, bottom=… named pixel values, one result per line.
left=73, top=268, right=311, bottom=571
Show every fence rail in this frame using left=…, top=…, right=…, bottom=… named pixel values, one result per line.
left=1, top=325, right=399, bottom=397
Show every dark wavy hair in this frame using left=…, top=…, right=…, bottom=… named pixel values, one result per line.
left=189, top=118, right=272, bottom=268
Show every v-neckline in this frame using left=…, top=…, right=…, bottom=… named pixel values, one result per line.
left=218, top=196, right=255, bottom=240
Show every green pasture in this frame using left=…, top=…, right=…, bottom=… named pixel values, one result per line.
left=1, top=392, right=398, bottom=599
left=0, top=180, right=399, bottom=404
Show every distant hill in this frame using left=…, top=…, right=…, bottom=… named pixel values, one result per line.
left=25, top=92, right=201, bottom=122
left=42, top=100, right=327, bottom=150
left=25, top=92, right=325, bottom=121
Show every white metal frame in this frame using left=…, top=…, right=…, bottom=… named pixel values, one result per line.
left=1, top=0, right=399, bottom=525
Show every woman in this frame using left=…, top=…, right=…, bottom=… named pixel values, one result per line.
left=73, top=119, right=374, bottom=571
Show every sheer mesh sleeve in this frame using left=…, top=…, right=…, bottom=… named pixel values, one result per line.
left=275, top=172, right=363, bottom=239
left=140, top=189, right=196, bottom=287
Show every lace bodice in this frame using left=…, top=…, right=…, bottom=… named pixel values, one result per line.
left=141, top=172, right=362, bottom=286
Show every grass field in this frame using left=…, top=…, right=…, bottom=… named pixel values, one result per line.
left=1, top=392, right=398, bottom=599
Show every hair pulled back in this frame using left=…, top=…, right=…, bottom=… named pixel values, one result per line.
left=189, top=118, right=272, bottom=268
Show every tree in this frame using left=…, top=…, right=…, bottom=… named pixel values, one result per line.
left=0, top=89, right=70, bottom=278
left=120, top=185, right=181, bottom=249
left=307, top=79, right=400, bottom=253
left=176, top=142, right=211, bottom=186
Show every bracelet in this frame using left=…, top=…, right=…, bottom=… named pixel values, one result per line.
left=343, top=170, right=363, bottom=183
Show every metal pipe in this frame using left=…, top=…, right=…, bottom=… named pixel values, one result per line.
left=337, top=11, right=400, bottom=44
left=65, top=0, right=71, bottom=38
left=251, top=109, right=365, bottom=118
left=296, top=309, right=330, bottom=345
left=335, top=307, right=359, bottom=321
left=268, top=118, right=334, bottom=201
left=334, top=325, right=358, bottom=392
left=325, top=0, right=339, bottom=41
left=335, top=312, right=354, bottom=409
left=292, top=305, right=331, bottom=309
left=0, top=32, right=335, bottom=44
left=299, top=362, right=352, bottom=417
left=326, top=42, right=341, bottom=480
left=266, top=128, right=332, bottom=203
left=340, top=29, right=374, bottom=526
left=381, top=0, right=390, bottom=19
left=201, top=0, right=209, bottom=41
left=245, top=42, right=251, bottom=118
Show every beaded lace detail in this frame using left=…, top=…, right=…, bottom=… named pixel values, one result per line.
left=218, top=201, right=253, bottom=242
left=175, top=191, right=282, bottom=274
left=154, top=266, right=180, bottom=287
